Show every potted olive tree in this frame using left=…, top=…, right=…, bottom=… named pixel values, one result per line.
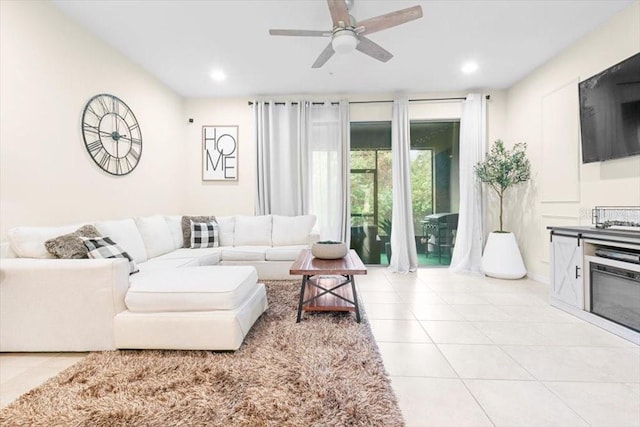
left=475, top=140, right=531, bottom=279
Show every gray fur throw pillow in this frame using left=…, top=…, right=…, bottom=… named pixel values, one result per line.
left=181, top=216, right=215, bottom=248
left=45, top=225, right=101, bottom=259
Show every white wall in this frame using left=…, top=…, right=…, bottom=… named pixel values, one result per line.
left=183, top=98, right=255, bottom=216
left=0, top=1, right=186, bottom=237
left=503, top=2, right=640, bottom=282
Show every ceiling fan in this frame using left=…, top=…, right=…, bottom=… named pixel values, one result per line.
left=269, top=0, right=423, bottom=68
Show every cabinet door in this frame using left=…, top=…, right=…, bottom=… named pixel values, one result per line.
left=551, top=235, right=584, bottom=308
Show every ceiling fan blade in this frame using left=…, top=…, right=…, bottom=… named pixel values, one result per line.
left=356, top=36, right=393, bottom=63
left=327, top=0, right=350, bottom=27
left=269, top=29, right=332, bottom=37
left=356, top=5, right=423, bottom=36
left=312, top=43, right=335, bottom=68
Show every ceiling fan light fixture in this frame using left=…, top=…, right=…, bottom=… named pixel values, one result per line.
left=331, top=30, right=358, bottom=54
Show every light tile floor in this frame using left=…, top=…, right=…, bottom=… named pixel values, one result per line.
left=0, top=353, right=86, bottom=408
left=1, top=267, right=639, bottom=427
left=360, top=267, right=640, bottom=427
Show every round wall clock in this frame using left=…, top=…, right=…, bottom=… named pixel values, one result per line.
left=81, top=93, right=142, bottom=176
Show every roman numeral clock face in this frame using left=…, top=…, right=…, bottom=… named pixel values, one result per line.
left=81, top=94, right=142, bottom=176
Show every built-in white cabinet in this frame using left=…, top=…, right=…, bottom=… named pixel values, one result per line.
left=547, top=226, right=640, bottom=345
left=550, top=234, right=584, bottom=309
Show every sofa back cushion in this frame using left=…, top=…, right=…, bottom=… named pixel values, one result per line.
left=135, top=215, right=175, bottom=259
left=8, top=223, right=83, bottom=258
left=95, top=218, right=148, bottom=263
left=233, top=215, right=272, bottom=246
left=216, top=216, right=235, bottom=247
left=164, top=215, right=183, bottom=250
left=0, top=242, right=16, bottom=259
left=272, top=215, right=316, bottom=246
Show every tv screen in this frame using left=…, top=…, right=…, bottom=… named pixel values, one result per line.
left=579, top=52, right=640, bottom=163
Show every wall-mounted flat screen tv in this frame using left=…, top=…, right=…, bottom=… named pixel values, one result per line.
left=579, top=52, right=640, bottom=163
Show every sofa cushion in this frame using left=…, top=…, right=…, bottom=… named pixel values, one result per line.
left=152, top=247, right=222, bottom=266
left=190, top=220, right=219, bottom=248
left=125, top=266, right=259, bottom=312
left=234, top=215, right=272, bottom=246
left=135, top=215, right=175, bottom=259
left=95, top=218, right=148, bottom=263
left=216, top=216, right=235, bottom=247
left=44, top=225, right=101, bottom=259
left=137, top=258, right=193, bottom=273
left=8, top=223, right=83, bottom=259
left=83, top=236, right=139, bottom=274
left=164, top=215, right=183, bottom=250
left=181, top=216, right=215, bottom=248
left=265, top=245, right=307, bottom=261
left=221, top=246, right=269, bottom=262
left=272, top=215, right=316, bottom=246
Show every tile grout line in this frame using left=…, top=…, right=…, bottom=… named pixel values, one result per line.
left=537, top=380, right=596, bottom=427
left=410, top=283, right=499, bottom=427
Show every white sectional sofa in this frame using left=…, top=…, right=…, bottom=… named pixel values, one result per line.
left=0, top=214, right=318, bottom=352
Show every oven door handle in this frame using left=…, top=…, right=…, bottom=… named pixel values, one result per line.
left=593, top=268, right=639, bottom=282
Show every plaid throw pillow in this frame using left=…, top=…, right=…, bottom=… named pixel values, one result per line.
left=82, top=236, right=139, bottom=274
left=190, top=220, right=219, bottom=248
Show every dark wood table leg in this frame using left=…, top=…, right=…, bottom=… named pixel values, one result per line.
left=296, top=275, right=309, bottom=323
left=349, top=274, right=361, bottom=323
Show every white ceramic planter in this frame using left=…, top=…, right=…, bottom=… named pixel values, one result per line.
left=481, top=232, right=527, bottom=279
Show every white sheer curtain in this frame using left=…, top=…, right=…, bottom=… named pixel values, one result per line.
left=254, top=100, right=350, bottom=242
left=389, top=97, right=418, bottom=273
left=254, top=101, right=307, bottom=216
left=307, top=101, right=350, bottom=242
left=449, top=93, right=487, bottom=274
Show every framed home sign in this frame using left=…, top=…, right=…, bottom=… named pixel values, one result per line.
left=202, top=125, right=238, bottom=181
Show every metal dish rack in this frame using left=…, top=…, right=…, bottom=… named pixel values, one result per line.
left=592, top=206, right=640, bottom=229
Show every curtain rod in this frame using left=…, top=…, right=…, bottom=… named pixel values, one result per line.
left=247, top=101, right=339, bottom=106
left=248, top=95, right=490, bottom=106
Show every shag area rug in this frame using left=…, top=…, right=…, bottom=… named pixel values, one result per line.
left=0, top=281, right=404, bottom=426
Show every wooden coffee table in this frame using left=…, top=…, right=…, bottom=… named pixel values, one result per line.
left=290, top=249, right=367, bottom=323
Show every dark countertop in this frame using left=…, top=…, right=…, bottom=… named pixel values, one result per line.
left=547, top=225, right=640, bottom=241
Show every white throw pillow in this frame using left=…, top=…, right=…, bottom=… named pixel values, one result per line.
left=135, top=215, right=175, bottom=258
left=8, top=223, right=83, bottom=259
left=216, top=216, right=235, bottom=247
left=164, top=215, right=183, bottom=250
left=233, top=215, right=272, bottom=246
left=272, top=215, right=317, bottom=246
left=95, top=218, right=148, bottom=263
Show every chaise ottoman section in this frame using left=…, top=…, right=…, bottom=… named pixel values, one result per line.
left=114, top=266, right=268, bottom=350
left=125, top=266, right=259, bottom=312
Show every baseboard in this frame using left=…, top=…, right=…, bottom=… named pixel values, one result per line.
left=527, top=271, right=549, bottom=285
left=550, top=298, right=640, bottom=345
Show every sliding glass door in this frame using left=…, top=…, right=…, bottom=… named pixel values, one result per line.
left=350, top=120, right=460, bottom=266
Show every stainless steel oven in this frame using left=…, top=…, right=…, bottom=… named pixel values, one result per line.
left=585, top=255, right=640, bottom=332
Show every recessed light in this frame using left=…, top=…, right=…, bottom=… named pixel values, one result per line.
left=461, top=61, right=478, bottom=74
left=210, top=69, right=226, bottom=82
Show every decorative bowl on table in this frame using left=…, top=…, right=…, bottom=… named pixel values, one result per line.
left=311, top=241, right=348, bottom=259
